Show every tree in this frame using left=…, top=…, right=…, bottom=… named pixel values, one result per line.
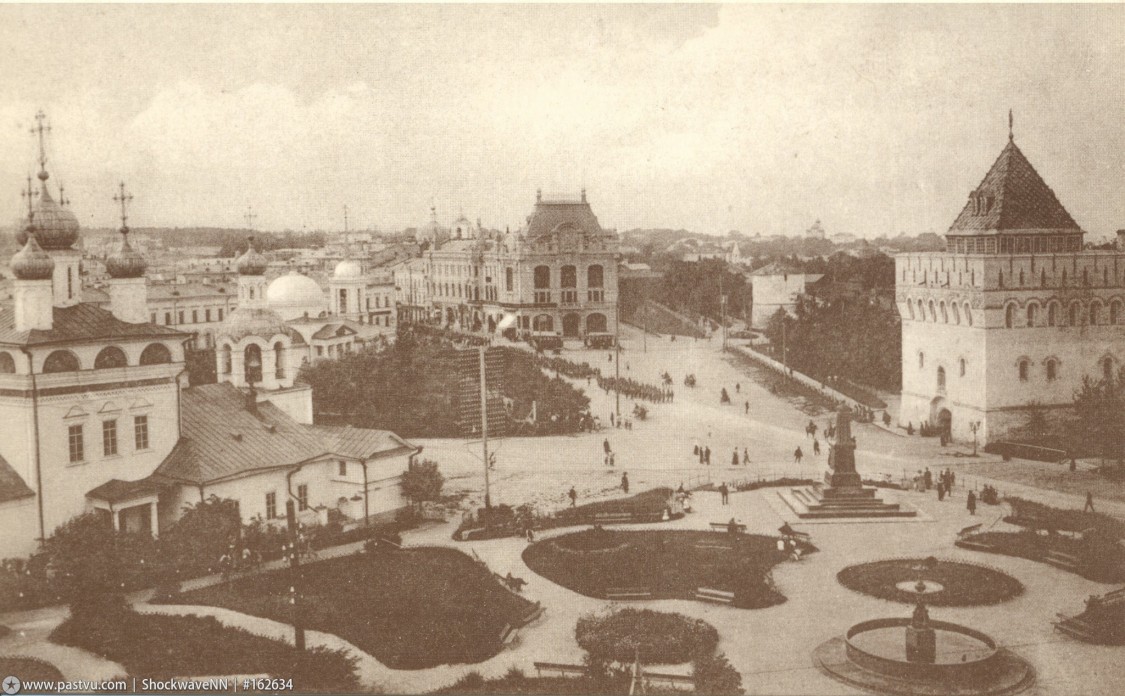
left=401, top=459, right=444, bottom=512
left=1073, top=368, right=1125, bottom=468
left=185, top=347, right=217, bottom=386
left=160, top=496, right=243, bottom=578
left=692, top=651, right=744, bottom=695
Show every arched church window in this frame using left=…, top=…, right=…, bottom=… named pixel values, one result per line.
left=1047, top=302, right=1058, bottom=327
left=140, top=343, right=172, bottom=365
left=43, top=350, right=80, bottom=373
left=965, top=302, right=973, bottom=326
left=918, top=352, right=925, bottom=369
left=959, top=358, right=966, bottom=377
left=0, top=351, right=15, bottom=374
left=940, top=302, right=948, bottom=323
left=1111, top=300, right=1121, bottom=325
left=1090, top=301, right=1103, bottom=326
left=94, top=346, right=128, bottom=369
left=952, top=303, right=960, bottom=324
left=928, top=301, right=936, bottom=322
left=1026, top=304, right=1037, bottom=327
left=274, top=341, right=285, bottom=379
left=1005, top=304, right=1015, bottom=328
left=1068, top=302, right=1080, bottom=326
left=1018, top=359, right=1030, bottom=382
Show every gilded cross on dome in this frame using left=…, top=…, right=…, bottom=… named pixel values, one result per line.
left=30, top=109, right=51, bottom=181
left=113, top=181, right=134, bottom=232
left=20, top=174, right=38, bottom=222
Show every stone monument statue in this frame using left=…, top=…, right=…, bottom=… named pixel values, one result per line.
left=826, top=405, right=861, bottom=488
left=905, top=597, right=937, bottom=664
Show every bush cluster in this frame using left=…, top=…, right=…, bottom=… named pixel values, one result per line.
left=576, top=608, right=718, bottom=664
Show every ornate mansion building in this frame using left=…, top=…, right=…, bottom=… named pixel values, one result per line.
left=403, top=190, right=619, bottom=341
left=896, top=124, right=1125, bottom=443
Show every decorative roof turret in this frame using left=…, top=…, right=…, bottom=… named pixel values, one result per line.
left=105, top=182, right=146, bottom=279
left=237, top=236, right=268, bottom=276
left=10, top=176, right=55, bottom=281
left=15, top=111, right=80, bottom=250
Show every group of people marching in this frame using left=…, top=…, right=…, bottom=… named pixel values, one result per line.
left=596, top=374, right=673, bottom=403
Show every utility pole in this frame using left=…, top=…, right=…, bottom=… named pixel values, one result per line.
left=480, top=345, right=491, bottom=509
left=284, top=499, right=305, bottom=651
left=615, top=291, right=622, bottom=421
left=781, top=318, right=787, bottom=367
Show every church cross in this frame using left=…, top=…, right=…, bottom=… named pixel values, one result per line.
left=30, top=110, right=51, bottom=179
left=21, top=174, right=38, bottom=222
left=113, top=181, right=134, bottom=231
left=245, top=205, right=257, bottom=230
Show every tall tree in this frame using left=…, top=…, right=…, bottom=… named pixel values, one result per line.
left=1073, top=368, right=1125, bottom=468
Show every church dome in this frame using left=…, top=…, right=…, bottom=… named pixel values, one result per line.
left=267, top=271, right=326, bottom=320
left=219, top=306, right=293, bottom=344
left=105, top=228, right=147, bottom=279
left=333, top=259, right=363, bottom=279
left=10, top=230, right=55, bottom=280
left=15, top=183, right=79, bottom=250
left=236, top=237, right=268, bottom=276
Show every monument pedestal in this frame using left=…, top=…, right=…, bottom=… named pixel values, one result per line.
left=905, top=625, right=937, bottom=664
left=786, top=406, right=916, bottom=519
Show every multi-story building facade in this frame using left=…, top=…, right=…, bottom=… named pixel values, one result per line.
left=896, top=126, right=1125, bottom=443
left=416, top=190, right=619, bottom=341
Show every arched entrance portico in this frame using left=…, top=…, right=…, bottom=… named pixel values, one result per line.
left=931, top=397, right=952, bottom=443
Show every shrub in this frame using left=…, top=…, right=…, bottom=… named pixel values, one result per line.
left=576, top=608, right=718, bottom=664
left=693, top=652, right=744, bottom=695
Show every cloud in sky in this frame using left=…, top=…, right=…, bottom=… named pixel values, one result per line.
left=0, top=4, right=1123, bottom=238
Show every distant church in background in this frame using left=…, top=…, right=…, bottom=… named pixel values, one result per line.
left=896, top=113, right=1125, bottom=443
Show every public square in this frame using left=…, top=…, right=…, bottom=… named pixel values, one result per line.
left=4, top=325, right=1120, bottom=695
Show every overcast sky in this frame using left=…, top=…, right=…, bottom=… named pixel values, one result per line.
left=1, top=4, right=1123, bottom=239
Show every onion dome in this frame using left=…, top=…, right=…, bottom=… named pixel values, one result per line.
left=10, top=229, right=56, bottom=280
left=105, top=227, right=147, bottom=279
left=15, top=183, right=80, bottom=250
left=333, top=259, right=363, bottom=278
left=236, top=236, right=268, bottom=276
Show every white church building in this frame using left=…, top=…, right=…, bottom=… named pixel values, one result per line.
left=896, top=119, right=1125, bottom=443
left=0, top=117, right=417, bottom=560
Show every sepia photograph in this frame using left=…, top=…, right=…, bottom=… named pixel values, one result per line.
left=1, top=3, right=1124, bottom=695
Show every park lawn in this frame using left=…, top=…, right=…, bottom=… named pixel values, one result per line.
left=169, top=547, right=537, bottom=670
left=523, top=528, right=808, bottom=608
left=0, top=657, right=64, bottom=682
left=50, top=607, right=357, bottom=692
left=943, top=458, right=1125, bottom=504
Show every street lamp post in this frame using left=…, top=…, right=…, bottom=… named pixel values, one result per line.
left=969, top=421, right=981, bottom=456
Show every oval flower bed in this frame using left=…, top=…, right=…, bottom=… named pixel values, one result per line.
left=837, top=558, right=1023, bottom=606
left=576, top=608, right=718, bottom=664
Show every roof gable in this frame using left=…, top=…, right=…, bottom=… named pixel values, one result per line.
left=948, top=140, right=1080, bottom=235
left=0, top=453, right=34, bottom=504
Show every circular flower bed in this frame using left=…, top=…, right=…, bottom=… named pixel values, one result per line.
left=837, top=558, right=1023, bottom=606
left=576, top=608, right=718, bottom=664
left=0, top=657, right=64, bottom=682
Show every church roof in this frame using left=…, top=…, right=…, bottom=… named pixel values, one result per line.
left=0, top=302, right=187, bottom=347
left=155, top=383, right=328, bottom=485
left=0, top=453, right=34, bottom=504
left=948, top=139, right=1081, bottom=236
left=155, top=382, right=415, bottom=485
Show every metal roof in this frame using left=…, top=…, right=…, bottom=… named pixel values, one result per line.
left=0, top=302, right=188, bottom=347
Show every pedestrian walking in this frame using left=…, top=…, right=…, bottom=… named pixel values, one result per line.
left=937, top=483, right=945, bottom=502
left=813, top=439, right=821, bottom=456
left=704, top=446, right=712, bottom=465
left=923, top=468, right=933, bottom=490
left=609, top=452, right=616, bottom=467
left=621, top=472, right=630, bottom=494
left=731, top=450, right=739, bottom=467
left=745, top=400, right=750, bottom=414
left=526, top=527, right=535, bottom=543
left=1084, top=491, right=1095, bottom=513
left=967, top=490, right=977, bottom=515
left=568, top=486, right=578, bottom=507
left=719, top=482, right=730, bottom=505
left=736, top=382, right=741, bottom=394
left=603, top=438, right=611, bottom=455
left=743, top=448, right=749, bottom=465
left=794, top=446, right=803, bottom=464
left=609, top=412, right=615, bottom=428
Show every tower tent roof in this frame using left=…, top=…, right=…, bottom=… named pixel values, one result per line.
left=948, top=139, right=1081, bottom=236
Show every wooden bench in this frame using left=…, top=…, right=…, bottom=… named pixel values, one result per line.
left=533, top=662, right=587, bottom=678
left=1053, top=587, right=1125, bottom=643
left=710, top=522, right=747, bottom=534
left=377, top=536, right=402, bottom=550
left=594, top=512, right=634, bottom=524
left=605, top=586, right=653, bottom=600
left=694, top=587, right=735, bottom=605
left=642, top=671, right=695, bottom=688
left=499, top=623, right=518, bottom=645
left=694, top=541, right=733, bottom=551
left=517, top=602, right=545, bottom=626
left=955, top=538, right=995, bottom=552
left=957, top=523, right=983, bottom=539
left=778, top=525, right=811, bottom=543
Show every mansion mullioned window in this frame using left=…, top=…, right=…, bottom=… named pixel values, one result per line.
left=102, top=419, right=118, bottom=457
left=134, top=415, right=149, bottom=450
left=68, top=424, right=84, bottom=463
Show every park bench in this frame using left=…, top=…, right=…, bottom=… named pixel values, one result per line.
left=605, top=586, right=653, bottom=600
left=1045, top=549, right=1081, bottom=572
left=957, top=523, right=983, bottom=539
left=954, top=537, right=996, bottom=552
left=377, top=536, right=402, bottom=550
left=533, top=662, right=587, bottom=678
left=516, top=602, right=545, bottom=626
left=594, top=512, right=634, bottom=524
left=499, top=623, right=519, bottom=646
left=641, top=671, right=695, bottom=689
left=459, top=527, right=488, bottom=541
left=694, top=541, right=733, bottom=551
left=710, top=522, right=747, bottom=534
left=694, top=587, right=735, bottom=605
left=778, top=524, right=811, bottom=543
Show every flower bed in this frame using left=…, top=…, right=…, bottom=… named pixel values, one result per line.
left=552, top=527, right=631, bottom=553
left=836, top=558, right=1023, bottom=606
left=166, top=547, right=536, bottom=670
left=0, top=657, right=64, bottom=682
left=959, top=530, right=1125, bottom=583
left=524, top=529, right=811, bottom=609
left=50, top=606, right=357, bottom=691
left=576, top=608, right=718, bottom=664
